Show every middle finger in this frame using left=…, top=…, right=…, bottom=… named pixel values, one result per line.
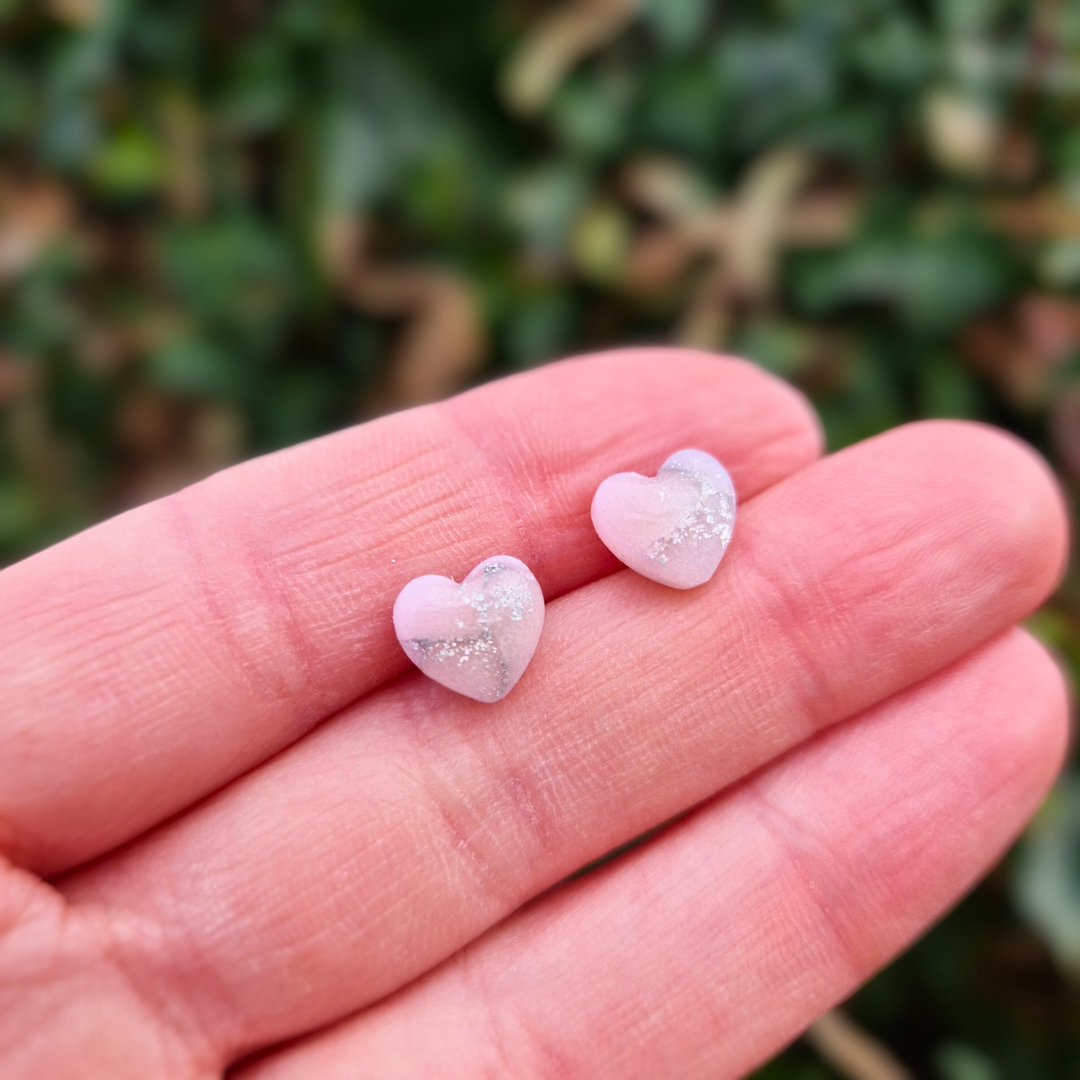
left=62, top=421, right=1065, bottom=1068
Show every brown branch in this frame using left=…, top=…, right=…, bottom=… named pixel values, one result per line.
left=806, top=1009, right=914, bottom=1080
left=502, top=0, right=639, bottom=116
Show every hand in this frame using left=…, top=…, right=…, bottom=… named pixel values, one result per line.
left=0, top=350, right=1066, bottom=1079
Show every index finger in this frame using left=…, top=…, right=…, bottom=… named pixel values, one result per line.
left=0, top=349, right=821, bottom=875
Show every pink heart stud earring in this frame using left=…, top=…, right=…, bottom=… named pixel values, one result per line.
left=393, top=556, right=545, bottom=703
left=591, top=448, right=736, bottom=589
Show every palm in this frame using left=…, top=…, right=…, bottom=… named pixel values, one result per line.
left=0, top=351, right=1066, bottom=1079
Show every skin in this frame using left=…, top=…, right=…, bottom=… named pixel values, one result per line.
left=0, top=349, right=1068, bottom=1079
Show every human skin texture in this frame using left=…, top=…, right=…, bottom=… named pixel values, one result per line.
left=0, top=349, right=1068, bottom=1079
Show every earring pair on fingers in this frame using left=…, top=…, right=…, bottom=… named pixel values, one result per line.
left=393, top=449, right=736, bottom=703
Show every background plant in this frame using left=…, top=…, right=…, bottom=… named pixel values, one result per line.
left=1, top=1, right=1078, bottom=1075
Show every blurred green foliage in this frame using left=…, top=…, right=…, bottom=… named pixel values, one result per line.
left=1, top=0, right=1079, bottom=1075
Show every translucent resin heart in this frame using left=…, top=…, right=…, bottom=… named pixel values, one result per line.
left=393, top=556, right=545, bottom=702
left=591, top=449, right=736, bottom=589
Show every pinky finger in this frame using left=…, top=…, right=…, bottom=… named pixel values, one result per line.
left=236, top=628, right=1067, bottom=1080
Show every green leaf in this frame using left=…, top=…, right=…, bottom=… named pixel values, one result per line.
left=148, top=335, right=250, bottom=400
left=159, top=219, right=297, bottom=334
left=917, top=354, right=983, bottom=417
left=1013, top=777, right=1080, bottom=975
left=319, top=107, right=386, bottom=211
left=794, top=232, right=1011, bottom=334
left=713, top=31, right=838, bottom=147
left=506, top=163, right=589, bottom=259
left=0, top=479, right=39, bottom=546
left=89, top=124, right=165, bottom=197
left=933, top=1041, right=1000, bottom=1080
left=642, top=0, right=711, bottom=53
left=935, top=0, right=1010, bottom=37
left=851, top=15, right=936, bottom=88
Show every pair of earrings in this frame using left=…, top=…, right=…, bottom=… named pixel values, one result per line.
left=393, top=449, right=736, bottom=703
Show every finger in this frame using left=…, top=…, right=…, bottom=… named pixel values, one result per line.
left=61, top=421, right=1066, bottom=1067
left=235, top=629, right=1067, bottom=1080
left=0, top=349, right=821, bottom=875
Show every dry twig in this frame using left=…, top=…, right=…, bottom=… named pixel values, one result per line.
left=620, top=151, right=859, bottom=347
left=502, top=0, right=639, bottom=115
left=318, top=217, right=487, bottom=411
left=806, top=1008, right=914, bottom=1080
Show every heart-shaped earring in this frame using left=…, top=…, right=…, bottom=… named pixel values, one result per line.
left=393, top=555, right=545, bottom=703
left=591, top=448, right=736, bottom=589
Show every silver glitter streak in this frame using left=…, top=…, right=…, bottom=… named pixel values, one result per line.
left=405, top=564, right=533, bottom=698
left=645, top=462, right=735, bottom=564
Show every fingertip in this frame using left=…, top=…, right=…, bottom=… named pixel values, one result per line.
left=700, top=350, right=827, bottom=468
left=992, top=627, right=1071, bottom=799
left=868, top=420, right=1068, bottom=615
